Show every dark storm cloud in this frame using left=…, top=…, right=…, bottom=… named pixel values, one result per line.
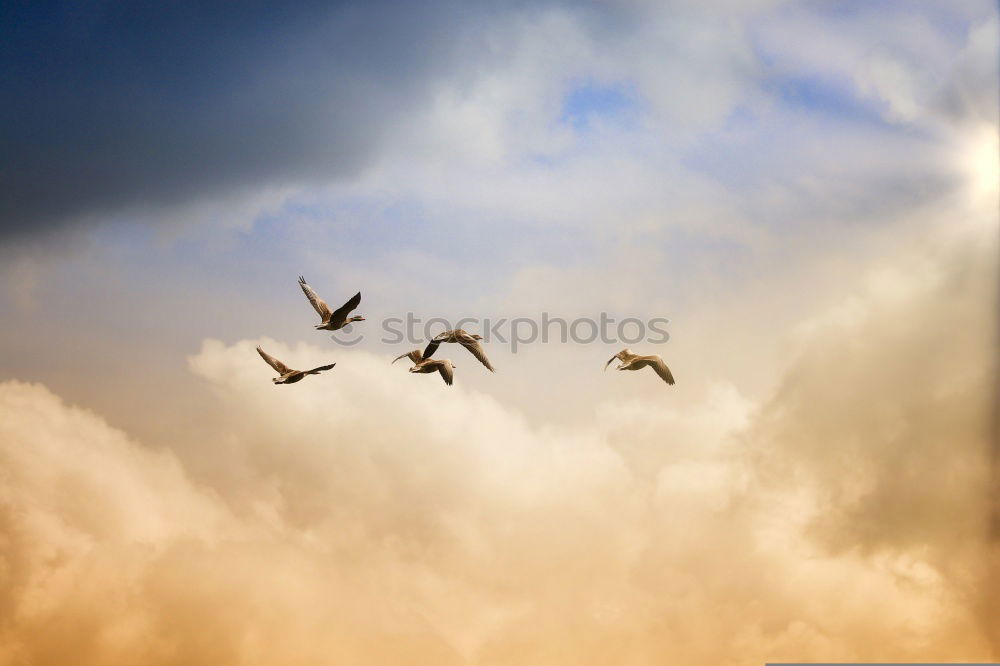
left=0, top=1, right=501, bottom=238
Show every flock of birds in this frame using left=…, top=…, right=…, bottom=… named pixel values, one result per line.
left=256, top=277, right=675, bottom=387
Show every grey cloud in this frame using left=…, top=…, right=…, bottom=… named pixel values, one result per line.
left=0, top=0, right=789, bottom=242
left=0, top=1, right=498, bottom=239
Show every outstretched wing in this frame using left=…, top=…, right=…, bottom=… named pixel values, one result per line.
left=392, top=349, right=423, bottom=365
left=257, top=346, right=292, bottom=375
left=330, top=291, right=361, bottom=323
left=423, top=329, right=457, bottom=359
left=298, top=276, right=332, bottom=321
left=648, top=356, right=675, bottom=385
left=604, top=348, right=634, bottom=370
left=459, top=338, right=495, bottom=372
left=437, top=361, right=454, bottom=386
left=306, top=362, right=336, bottom=374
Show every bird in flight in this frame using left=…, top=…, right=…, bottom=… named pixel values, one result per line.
left=423, top=329, right=495, bottom=372
left=298, top=276, right=364, bottom=331
left=605, top=348, right=675, bottom=385
left=257, top=346, right=336, bottom=384
left=392, top=349, right=456, bottom=386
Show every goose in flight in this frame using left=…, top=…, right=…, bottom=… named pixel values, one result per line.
left=392, top=349, right=456, bottom=386
left=298, top=276, right=364, bottom=331
left=605, top=348, right=675, bottom=385
left=257, top=346, right=336, bottom=384
left=423, top=329, right=495, bottom=372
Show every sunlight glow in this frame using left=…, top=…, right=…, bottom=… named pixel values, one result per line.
left=963, top=124, right=1000, bottom=204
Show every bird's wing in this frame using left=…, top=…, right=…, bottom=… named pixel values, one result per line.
left=257, top=346, right=292, bottom=375
left=460, top=339, right=495, bottom=372
left=392, top=349, right=423, bottom=365
left=648, top=356, right=675, bottom=385
left=307, top=362, right=336, bottom=374
left=298, top=276, right=332, bottom=320
left=437, top=361, right=454, bottom=386
left=330, top=291, right=362, bottom=323
left=422, top=339, right=441, bottom=359
left=605, top=349, right=637, bottom=370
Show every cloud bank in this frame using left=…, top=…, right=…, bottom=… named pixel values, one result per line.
left=0, top=0, right=767, bottom=240
left=0, top=1, right=485, bottom=238
left=0, top=218, right=994, bottom=664
left=10, top=1, right=991, bottom=243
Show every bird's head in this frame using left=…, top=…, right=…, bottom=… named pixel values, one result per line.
left=350, top=315, right=366, bottom=322
left=471, top=334, right=483, bottom=340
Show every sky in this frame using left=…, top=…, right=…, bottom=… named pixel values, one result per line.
left=0, top=1, right=998, bottom=664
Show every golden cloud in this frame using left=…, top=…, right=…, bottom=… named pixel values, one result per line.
left=0, top=221, right=995, bottom=665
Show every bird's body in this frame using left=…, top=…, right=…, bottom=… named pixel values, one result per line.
left=298, top=276, right=364, bottom=331
left=423, top=329, right=494, bottom=372
left=257, top=346, right=336, bottom=384
left=392, top=349, right=456, bottom=386
left=605, top=348, right=675, bottom=385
